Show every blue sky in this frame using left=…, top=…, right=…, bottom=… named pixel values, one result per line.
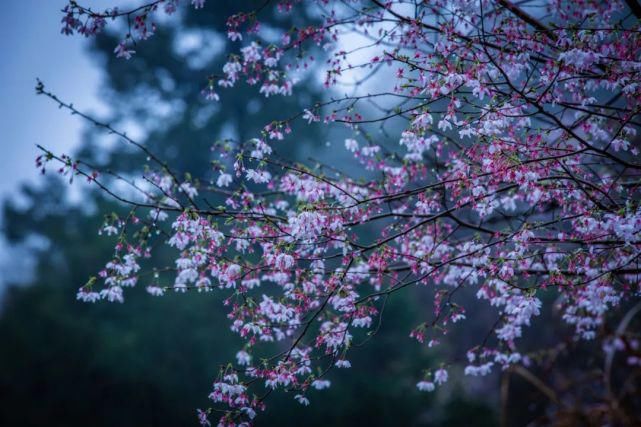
left=0, top=0, right=114, bottom=202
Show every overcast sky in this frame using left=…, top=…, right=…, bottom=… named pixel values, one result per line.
left=0, top=0, right=115, bottom=202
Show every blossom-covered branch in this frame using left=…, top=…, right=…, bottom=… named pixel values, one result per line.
left=43, top=0, right=641, bottom=425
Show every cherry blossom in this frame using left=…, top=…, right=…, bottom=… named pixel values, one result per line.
left=41, top=0, right=641, bottom=424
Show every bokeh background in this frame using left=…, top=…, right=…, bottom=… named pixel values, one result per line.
left=1, top=2, right=633, bottom=426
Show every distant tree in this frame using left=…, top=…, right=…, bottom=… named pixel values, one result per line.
left=40, top=0, right=641, bottom=425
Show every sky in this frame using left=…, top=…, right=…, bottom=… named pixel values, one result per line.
left=0, top=0, right=113, bottom=202
left=0, top=0, right=113, bottom=290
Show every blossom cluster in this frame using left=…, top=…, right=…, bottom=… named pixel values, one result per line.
left=46, top=0, right=641, bottom=425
